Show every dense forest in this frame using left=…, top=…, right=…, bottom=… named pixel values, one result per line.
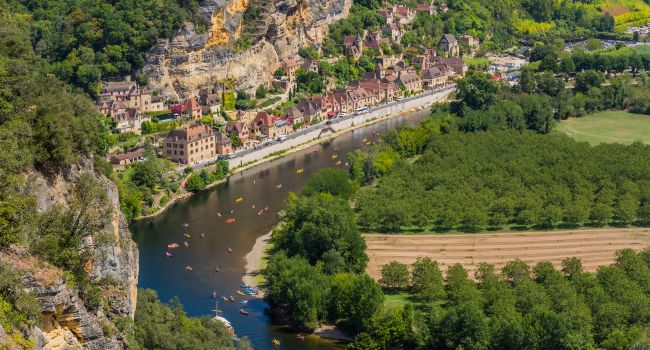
left=356, top=130, right=650, bottom=232
left=6, top=0, right=206, bottom=94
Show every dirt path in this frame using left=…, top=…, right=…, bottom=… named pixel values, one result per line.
left=364, top=228, right=650, bottom=279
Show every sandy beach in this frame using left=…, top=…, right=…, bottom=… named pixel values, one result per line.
left=242, top=230, right=273, bottom=297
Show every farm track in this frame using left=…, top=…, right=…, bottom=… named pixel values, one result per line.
left=364, top=228, right=650, bottom=279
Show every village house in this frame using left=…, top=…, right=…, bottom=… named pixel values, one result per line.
left=347, top=87, right=378, bottom=110
left=383, top=22, right=402, bottom=42
left=397, top=72, right=423, bottom=93
left=438, top=3, right=448, bottom=13
left=281, top=58, right=302, bottom=82
left=183, top=98, right=202, bottom=119
left=416, top=3, right=436, bottom=15
left=284, top=107, right=305, bottom=126
left=296, top=99, right=325, bottom=124
left=432, top=56, right=468, bottom=77
left=439, top=34, right=460, bottom=57
left=96, top=80, right=163, bottom=133
left=343, top=33, right=364, bottom=60
left=459, top=34, right=479, bottom=54
left=198, top=88, right=221, bottom=115
left=381, top=5, right=415, bottom=26
left=364, top=31, right=385, bottom=51
left=253, top=111, right=285, bottom=139
left=301, top=59, right=319, bottom=73
left=110, top=148, right=145, bottom=166
left=162, top=124, right=216, bottom=165
left=328, top=91, right=353, bottom=115
left=377, top=54, right=403, bottom=68
left=225, top=121, right=250, bottom=144
left=412, top=55, right=431, bottom=71
left=215, top=131, right=233, bottom=155
left=422, top=65, right=451, bottom=88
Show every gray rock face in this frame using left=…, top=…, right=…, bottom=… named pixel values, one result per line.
left=143, top=0, right=351, bottom=99
left=26, top=159, right=139, bottom=349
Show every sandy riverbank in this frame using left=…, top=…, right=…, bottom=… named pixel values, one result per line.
left=242, top=230, right=273, bottom=297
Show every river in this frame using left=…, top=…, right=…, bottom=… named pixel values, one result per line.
left=130, top=109, right=429, bottom=350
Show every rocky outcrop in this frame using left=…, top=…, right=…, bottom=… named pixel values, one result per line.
left=20, top=159, right=139, bottom=349
left=143, top=0, right=351, bottom=99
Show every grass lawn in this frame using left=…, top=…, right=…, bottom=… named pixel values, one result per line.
left=384, top=292, right=415, bottom=308
left=555, top=111, right=650, bottom=145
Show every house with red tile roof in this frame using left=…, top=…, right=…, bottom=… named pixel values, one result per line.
left=183, top=98, right=202, bottom=119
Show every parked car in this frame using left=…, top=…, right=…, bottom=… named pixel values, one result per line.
left=276, top=135, right=288, bottom=142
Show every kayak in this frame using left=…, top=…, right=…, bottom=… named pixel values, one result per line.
left=236, top=197, right=243, bottom=203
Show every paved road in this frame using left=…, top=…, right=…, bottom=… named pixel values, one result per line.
left=167, top=84, right=456, bottom=176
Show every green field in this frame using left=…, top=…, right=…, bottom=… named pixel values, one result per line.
left=556, top=111, right=650, bottom=145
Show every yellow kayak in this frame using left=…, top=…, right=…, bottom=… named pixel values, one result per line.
left=331, top=154, right=338, bottom=159
left=296, top=169, right=304, bottom=174
left=236, top=197, right=243, bottom=203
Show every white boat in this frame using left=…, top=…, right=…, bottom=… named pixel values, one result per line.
left=212, top=301, right=234, bottom=333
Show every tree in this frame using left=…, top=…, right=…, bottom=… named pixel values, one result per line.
left=538, top=54, right=558, bottom=73
left=302, top=169, right=355, bottom=199
left=185, top=173, right=206, bottom=192
left=379, top=261, right=409, bottom=291
left=410, top=257, right=445, bottom=301
left=522, top=0, right=555, bottom=21
left=454, top=71, right=500, bottom=111
left=272, top=193, right=367, bottom=273
left=560, top=56, right=576, bottom=74
left=575, top=70, right=605, bottom=93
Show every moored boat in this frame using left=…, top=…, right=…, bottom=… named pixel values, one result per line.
left=239, top=309, right=249, bottom=315
left=167, top=243, right=179, bottom=249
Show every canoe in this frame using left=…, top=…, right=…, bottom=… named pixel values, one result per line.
left=235, top=197, right=244, bottom=203
left=236, top=291, right=246, bottom=296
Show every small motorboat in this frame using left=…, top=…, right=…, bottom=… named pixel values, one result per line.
left=184, top=233, right=191, bottom=238
left=229, top=296, right=235, bottom=302
left=167, top=243, right=179, bottom=249
left=235, top=197, right=244, bottom=203
left=215, top=267, right=220, bottom=272
left=227, top=248, right=233, bottom=254
left=186, top=266, right=193, bottom=271
left=296, top=169, right=304, bottom=174
left=184, top=241, right=189, bottom=247
left=240, top=300, right=248, bottom=305
left=239, top=309, right=249, bottom=315
left=236, top=290, right=246, bottom=296
left=276, top=184, right=282, bottom=189
left=165, top=251, right=173, bottom=257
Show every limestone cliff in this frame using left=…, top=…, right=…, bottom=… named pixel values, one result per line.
left=143, top=0, right=351, bottom=99
left=3, top=159, right=139, bottom=350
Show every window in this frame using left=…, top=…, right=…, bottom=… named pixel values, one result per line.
left=167, top=143, right=171, bottom=147
left=167, top=150, right=171, bottom=154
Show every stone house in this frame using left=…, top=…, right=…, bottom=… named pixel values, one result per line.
left=422, top=65, right=450, bottom=88
left=225, top=121, right=250, bottom=144
left=397, top=72, right=423, bottom=93
left=296, top=99, right=324, bottom=124
left=458, top=34, right=480, bottom=56
left=110, top=148, right=145, bottom=166
left=281, top=58, right=302, bottom=82
left=284, top=107, right=305, bottom=125
left=215, top=131, right=232, bottom=155
left=301, top=59, right=319, bottom=73
left=383, top=22, right=402, bottom=42
left=343, top=33, right=364, bottom=60
left=439, top=34, right=459, bottom=57
left=198, top=88, right=221, bottom=115
left=162, top=124, right=216, bottom=165
left=183, top=98, right=202, bottom=119
left=252, top=111, right=289, bottom=139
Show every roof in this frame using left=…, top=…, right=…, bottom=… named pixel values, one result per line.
left=281, top=58, right=301, bottom=68
left=215, top=132, right=232, bottom=144
left=183, top=98, right=201, bottom=111
left=423, top=66, right=446, bottom=79
left=166, top=124, right=214, bottom=142
left=226, top=121, right=247, bottom=133
left=101, top=81, right=135, bottom=93
left=111, top=148, right=144, bottom=161
left=416, top=4, right=431, bottom=11
left=397, top=72, right=421, bottom=85
left=254, top=111, right=274, bottom=127
left=441, top=34, right=457, bottom=45
left=284, top=107, right=304, bottom=120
